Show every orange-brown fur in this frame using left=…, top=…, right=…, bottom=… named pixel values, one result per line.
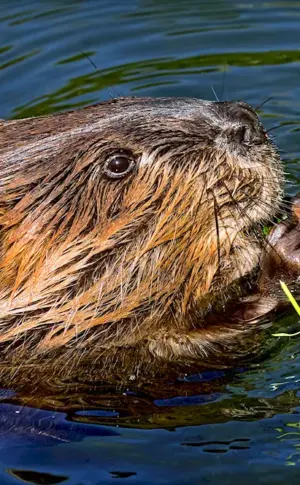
left=0, top=97, right=284, bottom=379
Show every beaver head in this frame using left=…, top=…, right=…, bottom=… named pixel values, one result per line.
left=0, top=97, right=283, bottom=368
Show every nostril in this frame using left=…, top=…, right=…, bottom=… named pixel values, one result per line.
left=234, top=125, right=252, bottom=144
left=215, top=101, right=268, bottom=146
left=227, top=123, right=266, bottom=147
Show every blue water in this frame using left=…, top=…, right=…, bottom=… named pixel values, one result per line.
left=1, top=0, right=300, bottom=483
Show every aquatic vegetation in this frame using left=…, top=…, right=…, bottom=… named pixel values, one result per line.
left=273, top=282, right=300, bottom=337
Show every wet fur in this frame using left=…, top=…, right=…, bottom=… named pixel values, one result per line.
left=0, top=97, right=283, bottom=379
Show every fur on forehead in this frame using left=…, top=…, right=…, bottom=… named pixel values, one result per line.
left=0, top=97, right=229, bottom=157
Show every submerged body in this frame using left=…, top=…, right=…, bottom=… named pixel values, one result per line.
left=0, top=97, right=299, bottom=382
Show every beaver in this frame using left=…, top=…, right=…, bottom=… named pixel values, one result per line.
left=0, top=96, right=299, bottom=383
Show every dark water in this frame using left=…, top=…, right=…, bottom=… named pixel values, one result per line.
left=1, top=0, right=300, bottom=483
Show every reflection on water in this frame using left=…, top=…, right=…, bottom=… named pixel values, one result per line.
left=8, top=470, right=68, bottom=485
left=1, top=0, right=300, bottom=483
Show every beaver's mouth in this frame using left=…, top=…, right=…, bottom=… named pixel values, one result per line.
left=242, top=220, right=265, bottom=243
left=225, top=197, right=290, bottom=290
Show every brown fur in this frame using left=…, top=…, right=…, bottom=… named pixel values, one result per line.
left=0, top=97, right=284, bottom=380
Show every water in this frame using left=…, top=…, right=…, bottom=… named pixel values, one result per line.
left=1, top=0, right=300, bottom=483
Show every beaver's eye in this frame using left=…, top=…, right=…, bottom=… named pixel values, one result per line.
left=104, top=153, right=135, bottom=180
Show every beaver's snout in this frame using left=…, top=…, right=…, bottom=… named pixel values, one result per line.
left=213, top=100, right=267, bottom=148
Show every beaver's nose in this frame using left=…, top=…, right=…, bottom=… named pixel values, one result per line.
left=216, top=101, right=266, bottom=145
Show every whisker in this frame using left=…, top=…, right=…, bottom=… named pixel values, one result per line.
left=221, top=182, right=288, bottom=264
left=215, top=197, right=245, bottom=280
left=255, top=97, right=273, bottom=111
left=266, top=124, right=284, bottom=134
left=242, top=192, right=286, bottom=223
left=212, top=191, right=221, bottom=271
left=80, top=50, right=98, bottom=71
left=211, top=86, right=220, bottom=102
left=266, top=122, right=298, bottom=134
left=80, top=50, right=121, bottom=99
left=211, top=190, right=254, bottom=281
left=242, top=189, right=292, bottom=215
left=222, top=181, right=261, bottom=229
left=241, top=191, right=291, bottom=212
